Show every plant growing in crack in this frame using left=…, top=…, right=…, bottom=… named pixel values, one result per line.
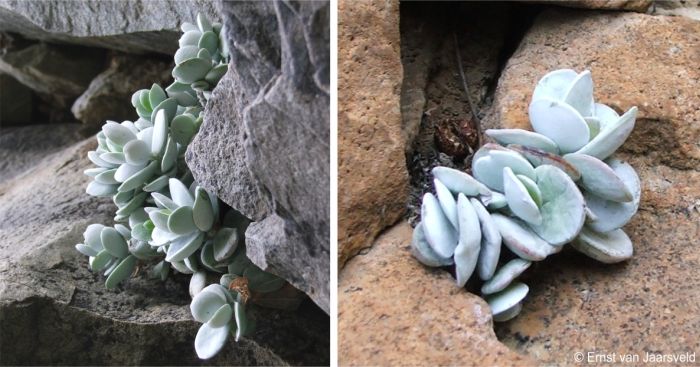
left=75, top=13, right=287, bottom=360
left=413, top=69, right=641, bottom=322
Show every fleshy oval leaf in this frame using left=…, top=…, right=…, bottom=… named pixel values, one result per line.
left=105, top=255, right=136, bottom=289
left=100, top=227, right=128, bottom=258
left=528, top=165, right=586, bottom=246
left=470, top=198, right=502, bottom=280
left=193, top=187, right=215, bottom=232
left=485, top=129, right=558, bottom=154
left=486, top=282, right=529, bottom=317
left=421, top=193, right=458, bottom=258
left=503, top=167, right=542, bottom=225
left=564, top=153, right=633, bottom=202
left=410, top=222, right=454, bottom=267
left=431, top=166, right=490, bottom=196
left=481, top=258, right=531, bottom=295
left=173, top=58, right=211, bottom=84
left=529, top=98, right=590, bottom=153
left=585, top=159, right=641, bottom=232
left=454, top=194, right=481, bottom=287
left=572, top=227, right=633, bottom=264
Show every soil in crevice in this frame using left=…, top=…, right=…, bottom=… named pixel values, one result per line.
left=400, top=1, right=544, bottom=226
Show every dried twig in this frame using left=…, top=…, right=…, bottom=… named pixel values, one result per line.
left=453, top=32, right=483, bottom=148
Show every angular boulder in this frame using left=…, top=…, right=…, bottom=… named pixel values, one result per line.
left=339, top=222, right=533, bottom=366
left=338, top=0, right=409, bottom=267
left=0, top=33, right=105, bottom=108
left=186, top=1, right=330, bottom=313
left=71, top=54, right=173, bottom=128
left=0, top=0, right=218, bottom=54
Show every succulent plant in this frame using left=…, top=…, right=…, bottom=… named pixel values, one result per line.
left=76, top=13, right=288, bottom=360
left=412, top=69, right=641, bottom=322
left=75, top=224, right=138, bottom=289
left=190, top=245, right=286, bottom=359
left=170, top=13, right=229, bottom=103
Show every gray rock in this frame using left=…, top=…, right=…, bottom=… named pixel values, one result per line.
left=0, top=123, right=84, bottom=183
left=186, top=0, right=329, bottom=313
left=186, top=72, right=273, bottom=222
left=0, top=33, right=106, bottom=108
left=0, top=132, right=329, bottom=365
left=72, top=54, right=173, bottom=128
left=0, top=0, right=218, bottom=54
left=0, top=72, right=32, bottom=125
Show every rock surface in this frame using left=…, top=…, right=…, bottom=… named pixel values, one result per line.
left=0, top=34, right=106, bottom=108
left=0, top=130, right=329, bottom=365
left=0, top=0, right=218, bottom=54
left=339, top=222, right=533, bottom=366
left=533, top=0, right=652, bottom=12
left=338, top=0, right=408, bottom=267
left=481, top=9, right=700, bottom=363
left=0, top=124, right=84, bottom=183
left=484, top=9, right=700, bottom=169
left=0, top=72, right=32, bottom=125
left=651, top=0, right=700, bottom=21
left=186, top=0, right=330, bottom=313
left=71, top=54, right=173, bottom=127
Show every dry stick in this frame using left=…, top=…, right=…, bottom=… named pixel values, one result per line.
left=452, top=32, right=483, bottom=148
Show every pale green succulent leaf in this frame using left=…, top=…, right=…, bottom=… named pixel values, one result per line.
left=75, top=243, right=99, bottom=257
left=193, top=187, right=216, bottom=232
left=191, top=284, right=228, bottom=323
left=131, top=222, right=153, bottom=242
left=166, top=231, right=204, bottom=263
left=143, top=174, right=170, bottom=192
left=100, top=227, right=129, bottom=258
left=105, top=255, right=136, bottom=289
left=150, top=97, right=178, bottom=125
left=138, top=89, right=151, bottom=110
left=94, top=169, right=118, bottom=185
left=207, top=304, right=233, bottom=328
left=481, top=259, right=531, bottom=295
left=149, top=83, right=167, bottom=108
left=194, top=322, right=229, bottom=360
left=175, top=45, right=200, bottom=64
left=168, top=206, right=197, bottom=235
left=117, top=160, right=157, bottom=192
left=198, top=31, right=218, bottom=55
left=234, top=302, right=249, bottom=341
left=151, top=109, right=168, bottom=156
left=205, top=64, right=228, bottom=85
left=116, top=192, right=148, bottom=217
left=91, top=249, right=113, bottom=272
left=171, top=114, right=197, bottom=146
left=169, top=178, right=195, bottom=207
left=123, top=139, right=151, bottom=166
left=86, top=181, right=118, bottom=197
left=197, top=13, right=213, bottom=33
left=213, top=227, right=238, bottom=262
left=151, top=192, right=178, bottom=211
left=100, top=152, right=126, bottom=165
left=173, top=58, right=211, bottom=84
left=486, top=282, right=529, bottom=317
left=179, top=30, right=202, bottom=48
left=103, top=122, right=137, bottom=146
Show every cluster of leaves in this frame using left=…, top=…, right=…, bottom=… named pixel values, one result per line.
left=413, top=69, right=640, bottom=322
left=75, top=13, right=285, bottom=359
